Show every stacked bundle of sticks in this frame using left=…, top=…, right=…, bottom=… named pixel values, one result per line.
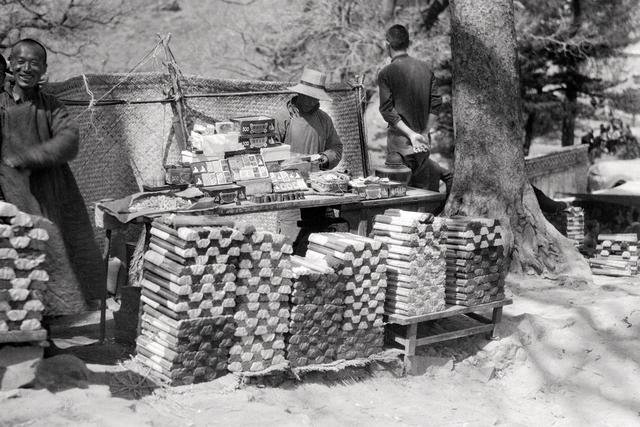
left=371, top=209, right=447, bottom=316
left=286, top=255, right=345, bottom=367
left=0, top=202, right=49, bottom=344
left=228, top=230, right=293, bottom=372
left=590, top=233, right=638, bottom=276
left=306, top=232, right=387, bottom=360
left=444, top=217, right=507, bottom=306
left=545, top=206, right=585, bottom=247
left=137, top=220, right=244, bottom=384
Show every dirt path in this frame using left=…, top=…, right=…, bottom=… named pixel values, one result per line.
left=2, top=273, right=640, bottom=426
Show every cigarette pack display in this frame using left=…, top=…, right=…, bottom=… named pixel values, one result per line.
left=230, top=116, right=276, bottom=135
left=372, top=209, right=447, bottom=316
left=285, top=256, right=346, bottom=367
left=260, top=145, right=291, bottom=163
left=238, top=133, right=279, bottom=149
left=227, top=230, right=293, bottom=373
left=545, top=205, right=585, bottom=248
left=235, top=178, right=273, bottom=196
left=227, top=154, right=268, bottom=181
left=443, top=217, right=507, bottom=306
left=590, top=233, right=638, bottom=276
left=270, top=170, right=309, bottom=192
left=201, top=184, right=246, bottom=204
left=136, top=220, right=250, bottom=384
left=0, top=202, right=49, bottom=345
left=304, top=232, right=387, bottom=359
left=165, top=165, right=193, bottom=186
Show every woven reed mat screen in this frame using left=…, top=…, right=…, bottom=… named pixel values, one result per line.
left=45, top=73, right=368, bottom=234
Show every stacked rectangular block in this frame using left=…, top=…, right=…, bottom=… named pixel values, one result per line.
left=444, top=217, right=507, bottom=306
left=305, top=232, right=387, bottom=359
left=286, top=255, right=345, bottom=367
left=0, top=203, right=49, bottom=344
left=371, top=209, right=447, bottom=316
left=545, top=206, right=585, bottom=248
left=228, top=230, right=293, bottom=372
left=136, top=221, right=242, bottom=385
left=589, top=233, right=638, bottom=276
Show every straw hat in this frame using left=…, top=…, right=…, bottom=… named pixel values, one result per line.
left=287, top=68, right=332, bottom=102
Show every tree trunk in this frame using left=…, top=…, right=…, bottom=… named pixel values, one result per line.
left=523, top=111, right=535, bottom=156
left=445, top=0, right=590, bottom=284
left=382, top=0, right=397, bottom=21
left=420, top=0, right=449, bottom=31
left=561, top=85, right=578, bottom=146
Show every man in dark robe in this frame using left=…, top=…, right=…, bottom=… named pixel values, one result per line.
left=0, top=39, right=104, bottom=312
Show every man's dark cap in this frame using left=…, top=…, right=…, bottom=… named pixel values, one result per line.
left=12, top=38, right=48, bottom=64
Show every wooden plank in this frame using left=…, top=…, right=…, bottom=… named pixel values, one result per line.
left=217, top=193, right=362, bottom=215
left=385, top=298, right=513, bottom=325
left=414, top=324, right=494, bottom=347
left=464, top=312, right=492, bottom=324
left=405, top=323, right=417, bottom=357
left=357, top=188, right=445, bottom=208
left=0, top=329, right=47, bottom=343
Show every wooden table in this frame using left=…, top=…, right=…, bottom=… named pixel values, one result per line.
left=385, top=299, right=513, bottom=373
left=93, top=188, right=447, bottom=341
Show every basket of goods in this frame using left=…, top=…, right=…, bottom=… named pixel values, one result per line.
left=309, top=171, right=350, bottom=193
left=128, top=193, right=194, bottom=213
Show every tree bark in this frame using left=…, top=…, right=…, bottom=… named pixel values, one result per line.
left=445, top=0, right=590, bottom=284
left=523, top=111, right=535, bottom=156
left=420, top=0, right=449, bottom=31
left=561, top=80, right=578, bottom=147
left=382, top=0, right=397, bottom=21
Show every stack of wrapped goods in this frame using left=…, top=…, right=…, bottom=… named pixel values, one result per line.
left=286, top=255, right=345, bottom=367
left=545, top=206, right=585, bottom=248
left=0, top=202, right=49, bottom=344
left=371, top=209, right=447, bottom=316
left=228, top=230, right=293, bottom=373
left=444, top=217, right=507, bottom=306
left=137, top=220, right=241, bottom=385
left=589, top=233, right=638, bottom=276
left=306, top=232, right=387, bottom=360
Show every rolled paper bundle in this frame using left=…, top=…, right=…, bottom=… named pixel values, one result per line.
left=14, top=256, right=46, bottom=271
left=10, top=212, right=33, bottom=228
left=0, top=267, right=16, bottom=280
left=9, top=236, right=30, bottom=249
left=19, top=318, right=41, bottom=331
left=0, top=201, right=19, bottom=217
left=0, top=249, right=18, bottom=259
left=8, top=288, right=29, bottom=301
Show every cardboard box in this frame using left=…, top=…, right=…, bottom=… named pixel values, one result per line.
left=238, top=133, right=279, bottom=149
left=236, top=178, right=273, bottom=196
left=231, top=116, right=276, bottom=135
left=202, top=184, right=246, bottom=204
left=165, top=166, right=192, bottom=185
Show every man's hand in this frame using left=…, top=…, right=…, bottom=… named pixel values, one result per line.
left=310, top=153, right=329, bottom=165
left=410, top=133, right=431, bottom=155
left=3, top=157, right=17, bottom=168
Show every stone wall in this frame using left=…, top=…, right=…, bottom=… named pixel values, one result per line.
left=525, top=145, right=589, bottom=197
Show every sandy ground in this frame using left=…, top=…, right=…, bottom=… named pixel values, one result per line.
left=2, top=272, right=640, bottom=426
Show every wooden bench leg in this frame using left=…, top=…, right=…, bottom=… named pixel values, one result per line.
left=100, top=228, right=112, bottom=343
left=403, top=323, right=418, bottom=374
left=486, top=307, right=503, bottom=340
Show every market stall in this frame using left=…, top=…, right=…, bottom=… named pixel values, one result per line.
left=28, top=67, right=511, bottom=381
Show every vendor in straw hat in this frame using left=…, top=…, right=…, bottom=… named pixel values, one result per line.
left=275, top=68, right=343, bottom=168
left=275, top=68, right=344, bottom=248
